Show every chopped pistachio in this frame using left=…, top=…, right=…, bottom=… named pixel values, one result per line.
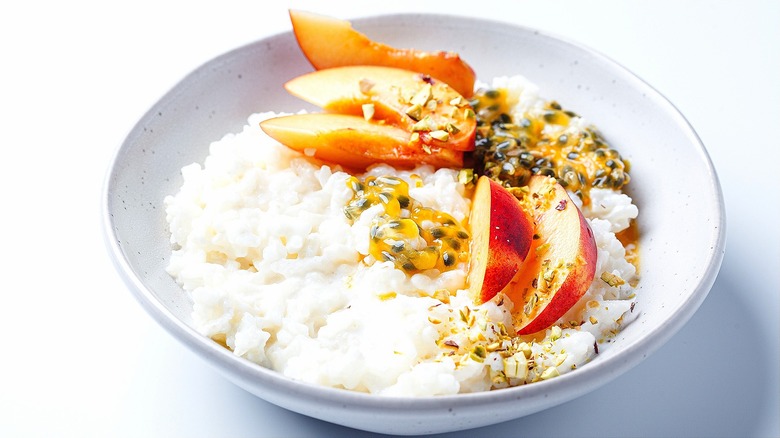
left=410, top=83, right=432, bottom=107
left=430, top=130, right=450, bottom=142
left=470, top=345, right=487, bottom=362
left=542, top=266, right=555, bottom=283
left=442, top=339, right=459, bottom=350
left=433, top=288, right=450, bottom=304
left=600, top=271, right=626, bottom=287
left=535, top=242, right=550, bottom=255
left=509, top=186, right=530, bottom=200
left=405, top=104, right=423, bottom=121
left=550, top=325, right=562, bottom=341
left=411, top=115, right=434, bottom=132
left=523, top=293, right=538, bottom=315
left=457, top=168, right=475, bottom=185
left=486, top=342, right=501, bottom=352
left=477, top=316, right=488, bottom=331
left=518, top=342, right=532, bottom=359
left=359, top=78, right=375, bottom=94
left=449, top=96, right=465, bottom=106
left=491, top=370, right=508, bottom=385
left=503, top=352, right=528, bottom=379
left=362, top=103, right=375, bottom=121
left=540, top=366, right=560, bottom=380
left=459, top=307, right=470, bottom=323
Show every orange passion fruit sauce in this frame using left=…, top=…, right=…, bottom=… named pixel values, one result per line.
left=344, top=175, right=470, bottom=274
left=470, top=88, right=639, bottom=271
left=342, top=87, right=639, bottom=274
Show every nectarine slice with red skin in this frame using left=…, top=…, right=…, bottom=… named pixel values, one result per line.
left=289, top=10, right=477, bottom=98
left=259, top=113, right=463, bottom=170
left=285, top=66, right=476, bottom=152
left=502, top=176, right=598, bottom=335
left=468, top=176, right=534, bottom=303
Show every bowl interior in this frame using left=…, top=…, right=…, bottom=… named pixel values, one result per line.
left=104, top=13, right=725, bottom=434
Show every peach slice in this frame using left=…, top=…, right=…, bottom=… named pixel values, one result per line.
left=285, top=66, right=476, bottom=152
left=289, top=10, right=477, bottom=97
left=259, top=113, right=463, bottom=170
left=503, top=176, right=598, bottom=335
left=468, top=176, right=534, bottom=303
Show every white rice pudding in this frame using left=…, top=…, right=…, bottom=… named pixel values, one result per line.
left=165, top=76, right=639, bottom=396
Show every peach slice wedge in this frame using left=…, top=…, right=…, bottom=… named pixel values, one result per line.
left=259, top=113, right=464, bottom=170
left=503, top=176, right=598, bottom=335
left=289, top=10, right=476, bottom=97
left=468, top=176, right=535, bottom=303
left=285, top=66, right=476, bottom=152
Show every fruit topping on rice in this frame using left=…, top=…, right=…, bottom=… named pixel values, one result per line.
left=164, top=10, right=639, bottom=395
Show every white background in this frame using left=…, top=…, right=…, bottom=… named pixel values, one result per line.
left=1, top=1, right=778, bottom=436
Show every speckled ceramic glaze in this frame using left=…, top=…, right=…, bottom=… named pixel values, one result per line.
left=103, top=14, right=726, bottom=435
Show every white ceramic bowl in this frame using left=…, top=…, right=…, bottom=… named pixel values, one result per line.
left=103, top=13, right=726, bottom=435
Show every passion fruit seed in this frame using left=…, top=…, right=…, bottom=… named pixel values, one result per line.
left=470, top=88, right=630, bottom=204
left=344, top=175, right=469, bottom=273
